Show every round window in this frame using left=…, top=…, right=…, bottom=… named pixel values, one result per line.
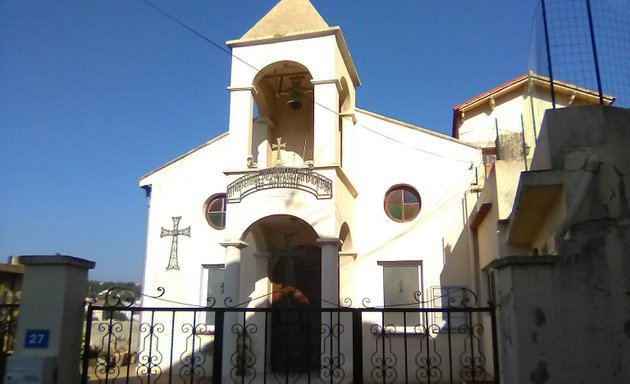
left=384, top=185, right=421, bottom=223
left=205, top=194, right=226, bottom=229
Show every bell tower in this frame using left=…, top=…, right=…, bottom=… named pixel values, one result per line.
left=224, top=0, right=360, bottom=170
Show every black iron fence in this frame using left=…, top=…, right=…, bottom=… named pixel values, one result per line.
left=82, top=289, right=498, bottom=384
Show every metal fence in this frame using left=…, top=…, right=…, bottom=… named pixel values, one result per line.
left=529, top=0, right=630, bottom=110
left=82, top=289, right=498, bottom=384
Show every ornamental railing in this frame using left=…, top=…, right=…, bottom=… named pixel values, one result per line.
left=82, top=288, right=499, bottom=384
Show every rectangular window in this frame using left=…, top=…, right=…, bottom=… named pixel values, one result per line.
left=432, top=286, right=469, bottom=331
left=203, top=264, right=225, bottom=325
left=378, top=261, right=423, bottom=327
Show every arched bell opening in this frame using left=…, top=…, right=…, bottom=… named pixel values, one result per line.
left=241, top=214, right=321, bottom=373
left=251, top=62, right=315, bottom=168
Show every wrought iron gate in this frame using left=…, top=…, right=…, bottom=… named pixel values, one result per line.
left=82, top=288, right=499, bottom=384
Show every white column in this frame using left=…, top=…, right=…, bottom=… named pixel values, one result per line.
left=227, top=86, right=255, bottom=169
left=252, top=118, right=273, bottom=167
left=317, top=238, right=342, bottom=306
left=312, top=80, right=340, bottom=165
left=317, top=238, right=342, bottom=381
left=220, top=240, right=247, bottom=381
left=339, top=252, right=357, bottom=306
left=220, top=240, right=248, bottom=308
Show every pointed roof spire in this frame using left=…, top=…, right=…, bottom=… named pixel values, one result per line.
left=241, top=0, right=332, bottom=40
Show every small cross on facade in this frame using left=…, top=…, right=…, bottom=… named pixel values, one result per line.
left=272, top=137, right=287, bottom=165
left=160, top=216, right=191, bottom=271
left=398, top=280, right=405, bottom=293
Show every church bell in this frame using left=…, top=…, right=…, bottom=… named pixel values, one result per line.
left=287, top=77, right=303, bottom=110
left=287, top=89, right=303, bottom=110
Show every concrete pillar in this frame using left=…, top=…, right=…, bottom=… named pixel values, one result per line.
left=252, top=118, right=273, bottom=167
left=312, top=80, right=340, bottom=165
left=317, top=238, right=342, bottom=381
left=7, top=255, right=94, bottom=384
left=227, top=87, right=255, bottom=169
left=339, top=252, right=357, bottom=306
left=219, top=241, right=247, bottom=381
left=221, top=240, right=248, bottom=305
left=317, top=238, right=341, bottom=306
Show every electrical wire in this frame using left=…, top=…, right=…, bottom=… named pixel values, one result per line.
left=139, top=0, right=479, bottom=164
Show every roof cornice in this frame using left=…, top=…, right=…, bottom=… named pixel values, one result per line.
left=227, top=27, right=360, bottom=87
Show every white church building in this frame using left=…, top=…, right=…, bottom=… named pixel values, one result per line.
left=140, top=0, right=479, bottom=324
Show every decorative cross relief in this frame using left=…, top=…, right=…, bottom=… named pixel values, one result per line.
left=272, top=233, right=297, bottom=286
left=398, top=280, right=405, bottom=293
left=160, top=216, right=191, bottom=271
left=272, top=137, right=286, bottom=166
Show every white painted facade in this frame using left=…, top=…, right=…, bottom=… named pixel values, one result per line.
left=138, top=0, right=481, bottom=375
left=140, top=0, right=479, bottom=312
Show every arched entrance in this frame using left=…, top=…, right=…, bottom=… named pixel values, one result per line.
left=243, top=214, right=321, bottom=373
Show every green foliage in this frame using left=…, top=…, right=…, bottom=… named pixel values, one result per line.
left=88, top=280, right=141, bottom=298
left=102, top=310, right=129, bottom=321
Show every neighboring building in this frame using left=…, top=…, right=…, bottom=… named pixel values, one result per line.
left=478, top=106, right=630, bottom=384
left=0, top=257, right=23, bottom=304
left=453, top=72, right=614, bottom=179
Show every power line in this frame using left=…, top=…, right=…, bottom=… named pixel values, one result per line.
left=140, top=0, right=259, bottom=73
left=139, top=0, right=478, bottom=164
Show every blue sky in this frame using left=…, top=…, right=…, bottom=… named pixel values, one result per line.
left=0, top=1, right=538, bottom=282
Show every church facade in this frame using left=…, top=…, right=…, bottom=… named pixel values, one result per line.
left=136, top=0, right=616, bottom=382
left=140, top=0, right=479, bottom=325
left=138, top=0, right=483, bottom=379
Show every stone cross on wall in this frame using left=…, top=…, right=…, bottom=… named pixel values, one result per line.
left=272, top=137, right=286, bottom=165
left=273, top=233, right=297, bottom=286
left=160, top=216, right=191, bottom=271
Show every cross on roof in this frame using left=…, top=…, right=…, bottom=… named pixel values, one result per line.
left=160, top=216, right=191, bottom=271
left=272, top=137, right=286, bottom=165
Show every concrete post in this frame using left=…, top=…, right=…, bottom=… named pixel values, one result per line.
left=7, top=255, right=95, bottom=384
left=312, top=80, right=340, bottom=165
left=317, top=238, right=341, bottom=381
left=227, top=87, right=255, bottom=169
left=219, top=241, right=247, bottom=381
left=317, top=238, right=341, bottom=306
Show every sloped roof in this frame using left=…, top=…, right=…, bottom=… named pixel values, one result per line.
left=451, top=73, right=615, bottom=138
left=139, top=132, right=228, bottom=184
left=228, top=0, right=361, bottom=86
left=241, top=0, right=333, bottom=40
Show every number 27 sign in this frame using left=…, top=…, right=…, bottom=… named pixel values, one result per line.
left=24, top=329, right=50, bottom=349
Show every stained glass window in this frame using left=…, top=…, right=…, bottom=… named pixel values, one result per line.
left=205, top=194, right=226, bottom=229
left=384, top=186, right=421, bottom=222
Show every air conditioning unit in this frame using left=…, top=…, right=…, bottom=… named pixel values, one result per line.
left=4, top=356, right=56, bottom=384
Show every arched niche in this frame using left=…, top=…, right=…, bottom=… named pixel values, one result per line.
left=339, top=222, right=353, bottom=253
left=251, top=61, right=315, bottom=168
